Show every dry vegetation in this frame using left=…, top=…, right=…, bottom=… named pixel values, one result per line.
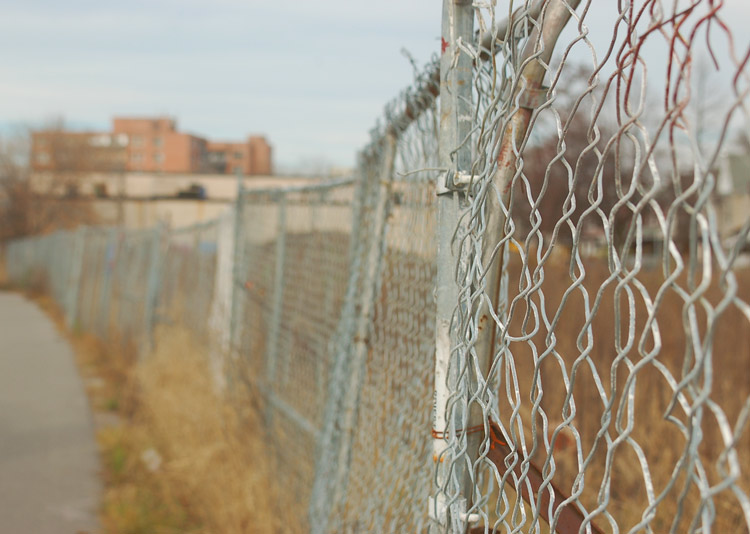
left=6, top=230, right=748, bottom=533
left=94, top=327, right=306, bottom=534
left=23, top=285, right=296, bottom=534
left=498, top=251, right=750, bottom=533
left=126, top=329, right=297, bottom=534
left=0, top=126, right=101, bottom=242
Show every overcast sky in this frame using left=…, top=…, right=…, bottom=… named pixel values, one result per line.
left=1, top=1, right=748, bottom=173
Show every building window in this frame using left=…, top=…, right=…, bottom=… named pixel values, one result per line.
left=35, top=151, right=50, bottom=164
left=89, top=134, right=112, bottom=147
left=153, top=137, right=162, bottom=147
left=132, top=135, right=144, bottom=147
left=234, top=151, right=243, bottom=159
left=115, top=133, right=129, bottom=146
left=154, top=153, right=164, bottom=163
left=131, top=153, right=143, bottom=163
left=94, top=183, right=108, bottom=198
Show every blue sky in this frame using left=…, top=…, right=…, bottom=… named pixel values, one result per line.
left=1, top=1, right=748, bottom=173
left=0, top=0, right=440, bottom=172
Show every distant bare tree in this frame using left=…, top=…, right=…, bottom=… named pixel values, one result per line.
left=0, top=132, right=34, bottom=241
left=510, top=60, right=717, bottom=255
left=0, top=122, right=100, bottom=242
left=512, top=64, right=637, bottom=248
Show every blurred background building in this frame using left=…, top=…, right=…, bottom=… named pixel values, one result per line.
left=31, top=116, right=273, bottom=175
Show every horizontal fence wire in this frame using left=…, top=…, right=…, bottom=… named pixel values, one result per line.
left=3, top=2, right=750, bottom=533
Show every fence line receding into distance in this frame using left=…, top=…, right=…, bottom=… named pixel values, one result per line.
left=5, top=1, right=750, bottom=533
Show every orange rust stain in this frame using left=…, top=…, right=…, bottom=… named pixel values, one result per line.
left=497, top=140, right=511, bottom=166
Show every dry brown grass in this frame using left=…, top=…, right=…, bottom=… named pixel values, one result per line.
left=23, top=289, right=297, bottom=534
left=498, top=251, right=750, bottom=533
left=129, top=328, right=297, bottom=534
left=90, top=327, right=303, bottom=534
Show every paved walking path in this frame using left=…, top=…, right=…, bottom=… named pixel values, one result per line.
left=0, top=292, right=100, bottom=534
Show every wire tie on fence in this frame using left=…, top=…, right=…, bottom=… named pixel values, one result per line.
left=431, top=423, right=507, bottom=448
left=489, top=431, right=507, bottom=450
left=431, top=424, right=484, bottom=440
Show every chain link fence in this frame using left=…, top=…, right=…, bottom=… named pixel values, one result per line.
left=429, top=1, right=750, bottom=533
left=4, top=1, right=750, bottom=533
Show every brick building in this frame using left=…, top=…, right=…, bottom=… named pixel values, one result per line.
left=206, top=136, right=272, bottom=175
left=31, top=116, right=272, bottom=175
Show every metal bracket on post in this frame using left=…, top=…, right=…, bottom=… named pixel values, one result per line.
left=436, top=86, right=548, bottom=195
left=437, top=170, right=473, bottom=195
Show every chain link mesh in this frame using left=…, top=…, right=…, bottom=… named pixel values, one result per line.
left=432, top=1, right=750, bottom=533
left=3, top=2, right=750, bottom=533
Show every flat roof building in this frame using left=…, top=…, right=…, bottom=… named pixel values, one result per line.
left=31, top=116, right=273, bottom=176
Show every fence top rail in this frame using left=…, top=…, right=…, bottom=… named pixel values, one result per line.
left=241, top=176, right=355, bottom=199
left=170, top=218, right=221, bottom=236
left=120, top=227, right=161, bottom=240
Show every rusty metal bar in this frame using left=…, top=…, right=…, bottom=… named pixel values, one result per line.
left=468, top=422, right=605, bottom=534
left=467, top=2, right=586, bottom=534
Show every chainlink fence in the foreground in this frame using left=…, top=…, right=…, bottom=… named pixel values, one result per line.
left=5, top=1, right=750, bottom=532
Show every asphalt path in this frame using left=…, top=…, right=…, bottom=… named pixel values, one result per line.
left=0, top=292, right=100, bottom=534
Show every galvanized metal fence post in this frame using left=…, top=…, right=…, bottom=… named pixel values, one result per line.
left=265, top=192, right=287, bottom=417
left=228, top=171, right=246, bottom=361
left=65, top=226, right=87, bottom=331
left=334, top=131, right=396, bottom=497
left=309, top=133, right=397, bottom=534
left=95, top=228, right=117, bottom=339
left=431, top=0, right=475, bottom=531
left=337, top=134, right=396, bottom=482
left=206, top=208, right=237, bottom=389
left=142, top=223, right=165, bottom=355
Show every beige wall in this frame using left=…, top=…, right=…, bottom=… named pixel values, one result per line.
left=88, top=195, right=355, bottom=235
left=30, top=171, right=353, bottom=234
left=90, top=198, right=231, bottom=229
left=30, top=172, right=326, bottom=201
